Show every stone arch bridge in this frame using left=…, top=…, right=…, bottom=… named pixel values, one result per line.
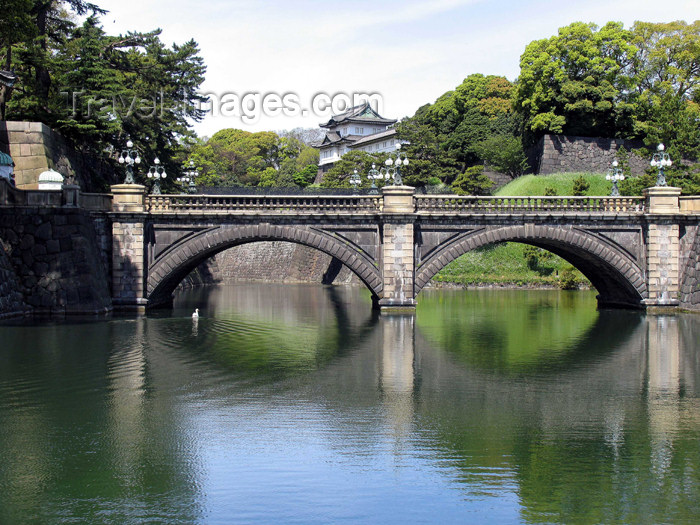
left=109, top=185, right=700, bottom=312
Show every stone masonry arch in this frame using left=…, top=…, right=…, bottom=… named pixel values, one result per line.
left=415, top=224, right=648, bottom=308
left=147, top=223, right=382, bottom=307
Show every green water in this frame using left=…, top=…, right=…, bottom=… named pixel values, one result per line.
left=0, top=284, right=698, bottom=524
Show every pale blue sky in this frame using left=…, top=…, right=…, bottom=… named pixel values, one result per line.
left=100, top=0, right=700, bottom=136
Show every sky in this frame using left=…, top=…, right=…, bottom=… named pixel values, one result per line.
left=99, top=0, right=700, bottom=137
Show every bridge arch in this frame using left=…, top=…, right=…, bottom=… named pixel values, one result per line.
left=415, top=224, right=648, bottom=308
left=147, top=223, right=382, bottom=307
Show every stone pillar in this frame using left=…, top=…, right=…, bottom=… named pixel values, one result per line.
left=61, top=184, right=80, bottom=207
left=111, top=184, right=146, bottom=213
left=643, top=187, right=681, bottom=307
left=379, top=186, right=416, bottom=312
left=111, top=185, right=148, bottom=311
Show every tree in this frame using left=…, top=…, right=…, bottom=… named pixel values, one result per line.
left=4, top=5, right=208, bottom=190
left=513, top=20, right=700, bottom=165
left=514, top=22, right=637, bottom=142
left=629, top=21, right=700, bottom=161
left=321, top=150, right=384, bottom=189
left=475, top=135, right=529, bottom=178
left=0, top=0, right=35, bottom=119
left=397, top=73, right=517, bottom=188
left=188, top=128, right=319, bottom=189
left=6, top=1, right=107, bottom=120
left=450, top=165, right=493, bottom=195
left=572, top=175, right=590, bottom=196
left=293, top=165, right=318, bottom=187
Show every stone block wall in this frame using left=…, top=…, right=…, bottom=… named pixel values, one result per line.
left=646, top=222, right=680, bottom=305
left=178, top=241, right=361, bottom=290
left=379, top=222, right=415, bottom=308
left=0, top=121, right=112, bottom=191
left=533, top=134, right=649, bottom=175
left=111, top=219, right=145, bottom=307
left=0, top=240, right=29, bottom=318
left=0, top=206, right=112, bottom=315
left=680, top=224, right=700, bottom=310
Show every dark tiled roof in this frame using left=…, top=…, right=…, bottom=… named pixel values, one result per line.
left=317, top=133, right=363, bottom=148
left=0, top=71, right=17, bottom=88
left=319, top=101, right=397, bottom=128
left=349, top=128, right=397, bottom=148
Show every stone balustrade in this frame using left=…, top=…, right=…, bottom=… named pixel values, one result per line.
left=144, top=194, right=382, bottom=213
left=415, top=195, right=646, bottom=214
left=0, top=178, right=111, bottom=210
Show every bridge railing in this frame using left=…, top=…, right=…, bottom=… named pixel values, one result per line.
left=680, top=196, right=700, bottom=214
left=415, top=195, right=645, bottom=213
left=145, top=194, right=382, bottom=213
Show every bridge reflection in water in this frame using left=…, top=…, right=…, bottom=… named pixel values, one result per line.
left=0, top=286, right=698, bottom=523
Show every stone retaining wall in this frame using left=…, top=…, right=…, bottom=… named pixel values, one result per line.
left=533, top=134, right=649, bottom=175
left=0, top=207, right=112, bottom=315
left=0, top=121, right=112, bottom=191
left=680, top=224, right=700, bottom=310
left=178, top=241, right=361, bottom=290
left=0, top=240, right=29, bottom=318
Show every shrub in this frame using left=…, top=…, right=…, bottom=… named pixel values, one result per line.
left=475, top=135, right=529, bottom=178
left=450, top=165, right=494, bottom=195
left=572, top=175, right=590, bottom=196
left=523, top=245, right=554, bottom=274
left=559, top=265, right=579, bottom=290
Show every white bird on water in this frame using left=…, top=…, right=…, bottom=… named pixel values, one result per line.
left=192, top=308, right=199, bottom=319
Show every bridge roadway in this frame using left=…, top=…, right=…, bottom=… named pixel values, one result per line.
left=108, top=184, right=700, bottom=312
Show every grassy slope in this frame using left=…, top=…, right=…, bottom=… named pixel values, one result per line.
left=495, top=172, right=611, bottom=196
left=434, top=173, right=601, bottom=288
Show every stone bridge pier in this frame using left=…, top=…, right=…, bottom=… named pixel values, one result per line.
left=108, top=185, right=697, bottom=313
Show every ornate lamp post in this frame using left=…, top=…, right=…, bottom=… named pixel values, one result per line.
left=349, top=169, right=361, bottom=194
left=117, top=139, right=141, bottom=184
left=368, top=163, right=382, bottom=194
left=177, top=160, right=198, bottom=193
left=606, top=160, right=625, bottom=197
left=650, top=143, right=672, bottom=187
left=381, top=143, right=409, bottom=186
left=147, top=158, right=167, bottom=195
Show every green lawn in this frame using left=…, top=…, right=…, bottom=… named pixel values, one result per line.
left=433, top=242, right=589, bottom=288
left=495, top=172, right=611, bottom=196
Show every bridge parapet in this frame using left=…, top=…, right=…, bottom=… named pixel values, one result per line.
left=680, top=196, right=700, bottom=214
left=0, top=177, right=111, bottom=210
left=144, top=194, right=382, bottom=214
left=415, top=195, right=645, bottom=214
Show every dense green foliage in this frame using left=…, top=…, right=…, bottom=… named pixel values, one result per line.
left=393, top=20, right=698, bottom=195
left=320, top=150, right=387, bottom=189
left=450, top=165, right=493, bottom=195
left=514, top=20, right=700, bottom=159
left=187, top=129, right=319, bottom=188
left=1, top=1, right=207, bottom=189
left=396, top=74, right=520, bottom=192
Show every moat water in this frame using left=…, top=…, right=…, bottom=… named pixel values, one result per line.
left=1, top=284, right=699, bottom=524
